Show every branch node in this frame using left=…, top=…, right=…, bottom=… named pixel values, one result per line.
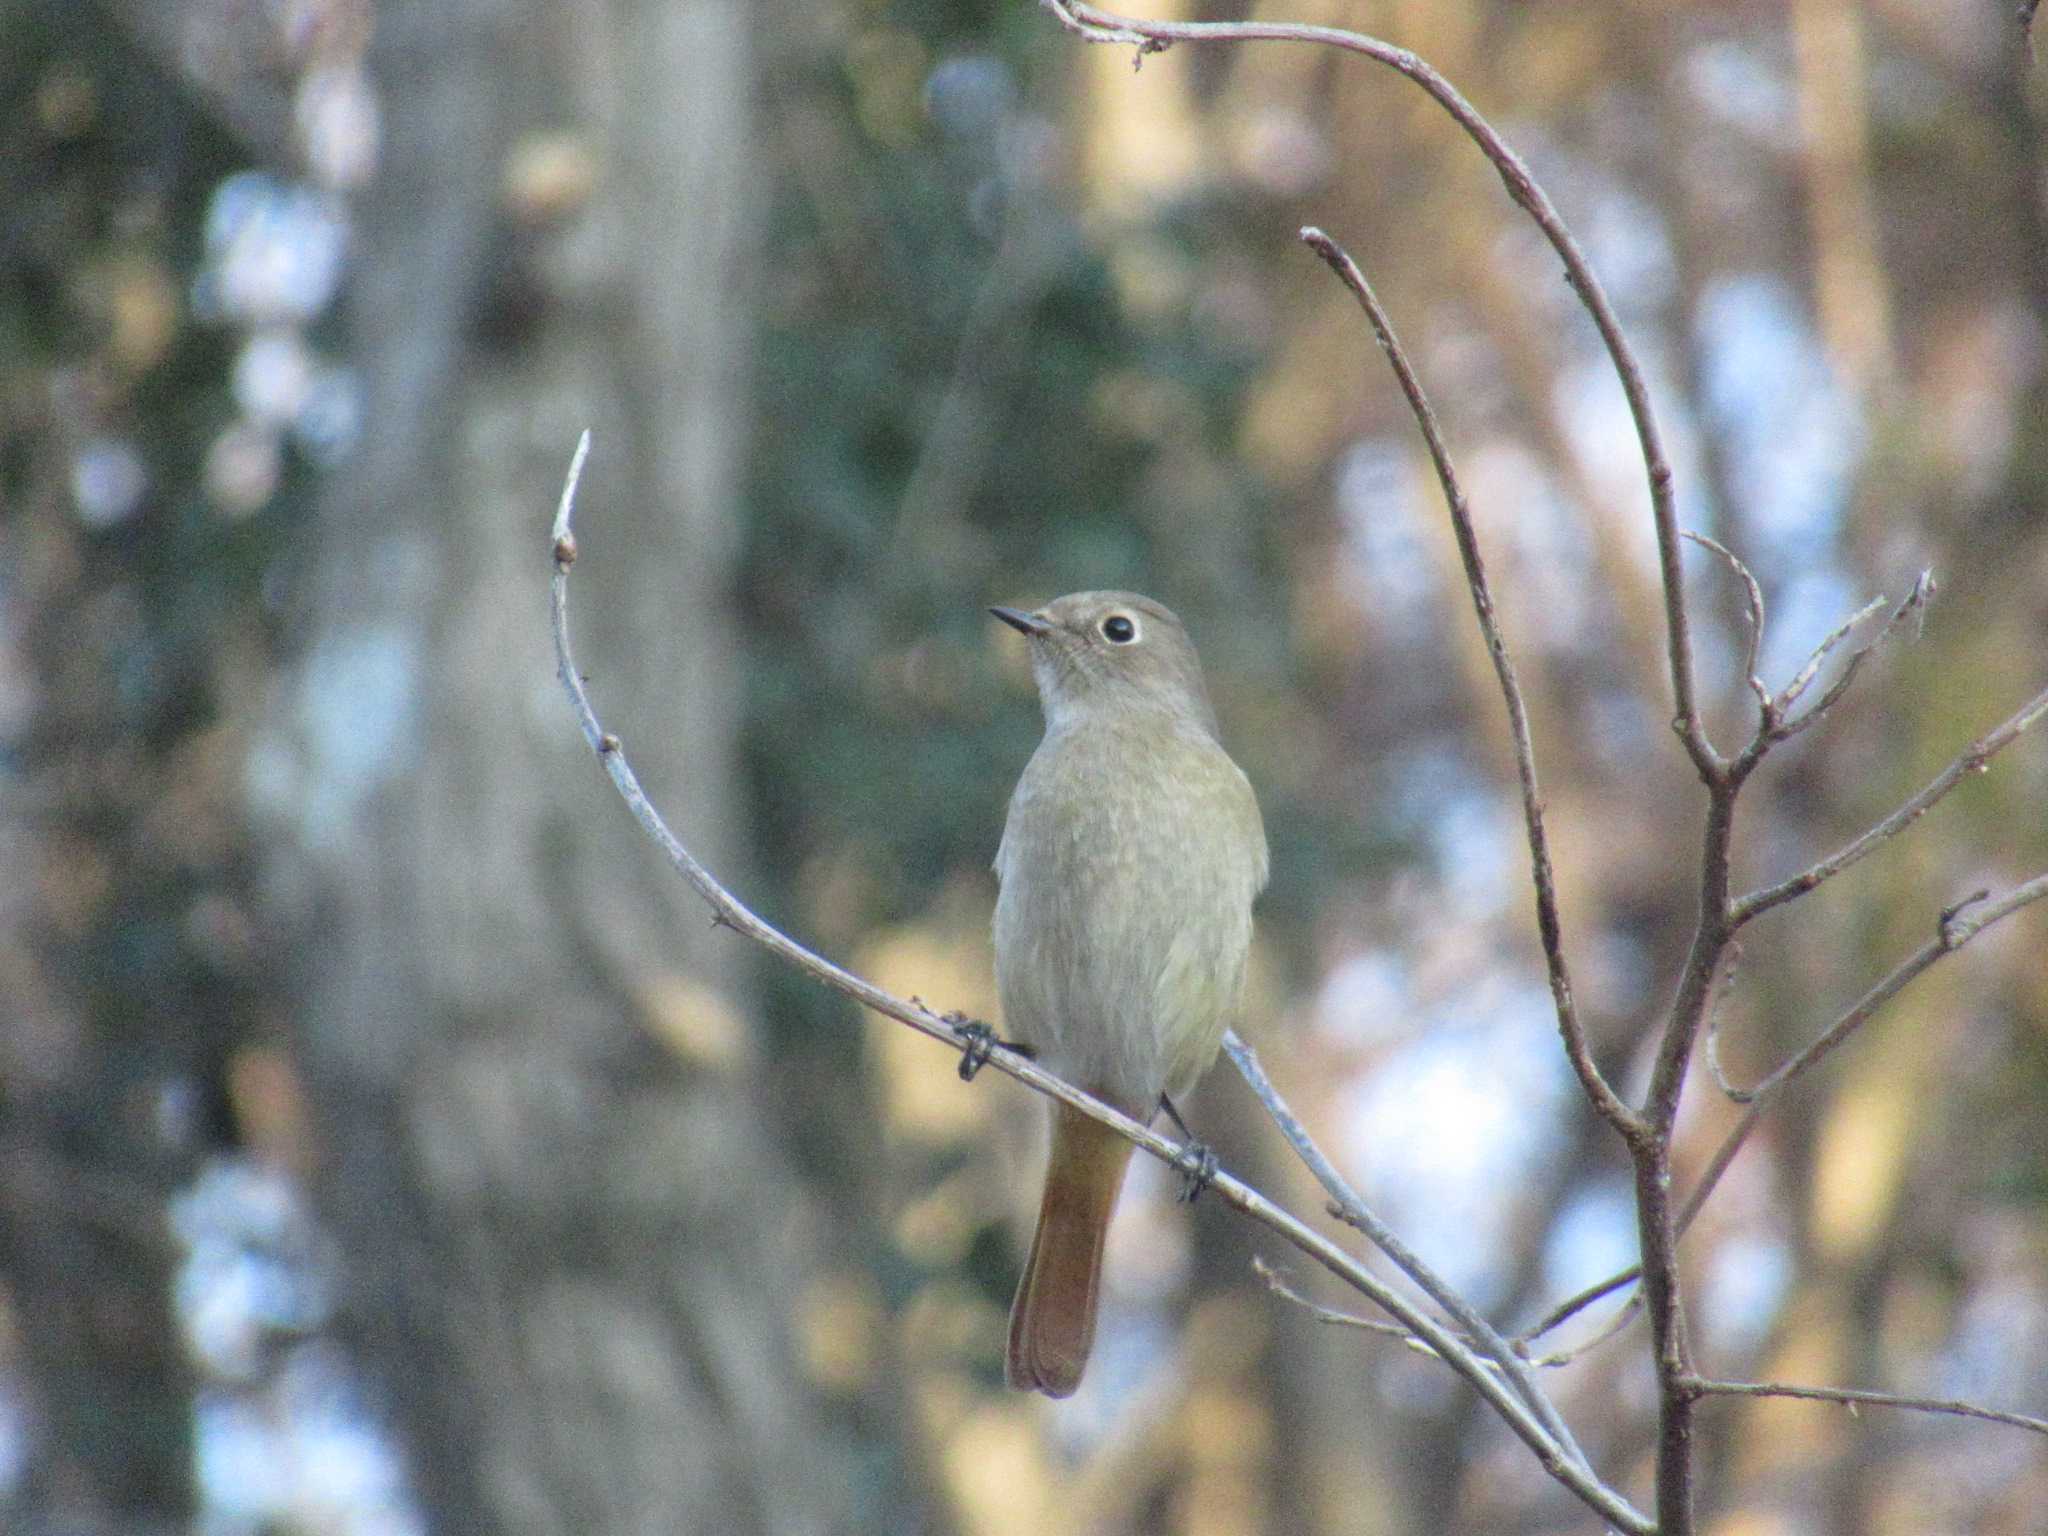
left=599, top=733, right=621, bottom=755
left=1940, top=888, right=1992, bottom=947
left=1903, top=568, right=1937, bottom=635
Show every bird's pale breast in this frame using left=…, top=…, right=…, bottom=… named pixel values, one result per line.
left=993, top=714, right=1267, bottom=1115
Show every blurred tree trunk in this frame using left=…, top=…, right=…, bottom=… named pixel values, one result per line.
left=0, top=12, right=256, bottom=1528
left=254, top=0, right=866, bottom=1530
left=0, top=582, right=201, bottom=1532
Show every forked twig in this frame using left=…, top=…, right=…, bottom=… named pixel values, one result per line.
left=1768, top=572, right=1933, bottom=743
left=1775, top=595, right=1887, bottom=716
left=1225, top=1031, right=1587, bottom=1469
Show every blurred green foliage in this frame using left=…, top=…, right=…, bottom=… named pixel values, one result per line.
left=739, top=13, right=1389, bottom=1027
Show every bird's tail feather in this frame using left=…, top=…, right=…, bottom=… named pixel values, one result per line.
left=1007, top=1103, right=1137, bottom=1397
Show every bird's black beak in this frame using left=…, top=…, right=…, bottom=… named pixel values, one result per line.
left=990, top=606, right=1050, bottom=637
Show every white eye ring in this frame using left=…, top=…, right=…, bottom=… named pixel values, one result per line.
left=1101, top=613, right=1139, bottom=644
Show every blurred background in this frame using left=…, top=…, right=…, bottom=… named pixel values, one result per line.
left=3, top=0, right=2047, bottom=1532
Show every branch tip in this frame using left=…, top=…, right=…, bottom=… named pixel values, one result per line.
left=551, top=430, right=593, bottom=543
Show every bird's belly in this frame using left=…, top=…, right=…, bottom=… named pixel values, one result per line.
left=993, top=858, right=1248, bottom=1116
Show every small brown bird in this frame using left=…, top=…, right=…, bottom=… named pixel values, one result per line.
left=990, top=591, right=1268, bottom=1397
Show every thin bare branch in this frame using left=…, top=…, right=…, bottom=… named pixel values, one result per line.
left=549, top=437, right=1654, bottom=1536
left=1225, top=1031, right=1588, bottom=1470
left=1042, top=0, right=1712, bottom=775
left=1688, top=1377, right=2048, bottom=1437
left=1733, top=684, right=2048, bottom=926
left=1774, top=593, right=1887, bottom=715
left=1527, top=1291, right=1642, bottom=1369
left=1521, top=1269, right=1642, bottom=1353
left=1521, top=873, right=2048, bottom=1348
left=1678, top=871, right=2048, bottom=1227
left=1769, top=571, right=1934, bottom=741
left=1683, top=532, right=1769, bottom=720
left=1299, top=227, right=1639, bottom=1145
left=1253, top=1258, right=1449, bottom=1351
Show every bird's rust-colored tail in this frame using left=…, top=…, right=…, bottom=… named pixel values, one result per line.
left=1007, top=1102, right=1137, bottom=1397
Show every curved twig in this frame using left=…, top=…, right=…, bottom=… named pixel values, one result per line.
left=1300, top=227, right=1639, bottom=1144
left=1043, top=0, right=1710, bottom=774
left=548, top=435, right=1655, bottom=1536
left=1682, top=533, right=1769, bottom=721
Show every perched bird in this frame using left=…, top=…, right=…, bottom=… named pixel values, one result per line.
left=990, top=591, right=1269, bottom=1398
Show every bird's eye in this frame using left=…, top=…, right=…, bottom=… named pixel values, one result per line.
left=1101, top=614, right=1137, bottom=643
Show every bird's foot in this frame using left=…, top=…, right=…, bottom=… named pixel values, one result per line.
left=1158, top=1094, right=1216, bottom=1201
left=946, top=1016, right=1035, bottom=1081
left=1173, top=1139, right=1219, bottom=1203
left=952, top=1019, right=997, bottom=1081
